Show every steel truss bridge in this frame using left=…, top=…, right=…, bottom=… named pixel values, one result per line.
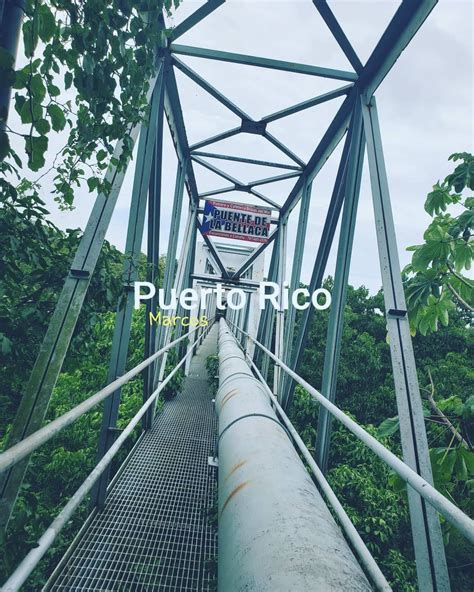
left=1, top=1, right=473, bottom=590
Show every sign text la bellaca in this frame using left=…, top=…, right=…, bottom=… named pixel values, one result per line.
left=201, top=199, right=271, bottom=244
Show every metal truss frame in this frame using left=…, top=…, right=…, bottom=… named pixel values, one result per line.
left=1, top=1, right=449, bottom=590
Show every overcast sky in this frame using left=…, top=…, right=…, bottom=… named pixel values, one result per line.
left=9, top=0, right=474, bottom=292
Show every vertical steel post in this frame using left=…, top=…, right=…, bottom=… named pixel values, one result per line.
left=281, top=124, right=353, bottom=410
left=361, top=96, right=450, bottom=592
left=91, top=72, right=165, bottom=508
left=241, top=292, right=251, bottom=352
left=315, top=101, right=365, bottom=473
left=156, top=200, right=197, bottom=386
left=153, top=159, right=187, bottom=388
left=254, top=230, right=280, bottom=367
left=273, top=219, right=287, bottom=400
left=280, top=179, right=312, bottom=398
left=143, top=77, right=165, bottom=431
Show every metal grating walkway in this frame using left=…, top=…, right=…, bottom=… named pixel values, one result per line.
left=47, top=327, right=218, bottom=591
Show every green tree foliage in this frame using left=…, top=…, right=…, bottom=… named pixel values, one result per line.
left=405, top=153, right=473, bottom=335
left=289, top=281, right=473, bottom=591
left=1, top=0, right=180, bottom=207
left=0, top=181, right=123, bottom=428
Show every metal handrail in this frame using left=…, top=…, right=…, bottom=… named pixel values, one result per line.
left=0, top=323, right=208, bottom=474
left=227, top=320, right=474, bottom=544
left=2, top=321, right=214, bottom=592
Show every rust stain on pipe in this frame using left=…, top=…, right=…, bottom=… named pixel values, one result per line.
left=225, top=459, right=247, bottom=482
left=219, top=389, right=239, bottom=410
left=220, top=481, right=250, bottom=516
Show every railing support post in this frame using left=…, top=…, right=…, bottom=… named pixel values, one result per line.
left=361, top=95, right=450, bottom=592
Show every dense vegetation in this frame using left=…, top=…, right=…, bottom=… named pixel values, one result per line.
left=289, top=282, right=473, bottom=591
left=0, top=1, right=472, bottom=585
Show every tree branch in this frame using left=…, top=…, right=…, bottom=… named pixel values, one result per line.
left=424, top=370, right=470, bottom=449
left=446, top=282, right=474, bottom=312
left=447, top=262, right=474, bottom=289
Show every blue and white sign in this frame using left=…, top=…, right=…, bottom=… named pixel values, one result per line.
left=202, top=199, right=271, bottom=243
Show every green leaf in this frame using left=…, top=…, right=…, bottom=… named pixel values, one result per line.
left=446, top=153, right=474, bottom=191
left=23, top=18, right=39, bottom=58
left=38, top=4, right=56, bottom=43
left=454, top=452, right=468, bottom=481
left=48, top=83, right=61, bottom=97
left=34, top=118, right=51, bottom=135
left=460, top=448, right=474, bottom=475
left=0, top=130, right=10, bottom=160
left=47, top=104, right=66, bottom=132
left=30, top=74, right=46, bottom=102
left=425, top=184, right=453, bottom=216
left=452, top=240, right=473, bottom=271
left=64, top=71, right=73, bottom=90
left=458, top=208, right=474, bottom=231
left=87, top=177, right=99, bottom=192
left=25, top=135, right=48, bottom=171
left=378, top=416, right=399, bottom=437
left=20, top=98, right=42, bottom=124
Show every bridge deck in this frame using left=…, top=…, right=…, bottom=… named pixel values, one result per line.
left=47, top=327, right=218, bottom=591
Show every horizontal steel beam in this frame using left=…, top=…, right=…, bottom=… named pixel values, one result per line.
left=247, top=170, right=301, bottom=187
left=189, top=125, right=241, bottom=151
left=192, top=151, right=302, bottom=171
left=170, top=43, right=358, bottom=81
left=191, top=273, right=260, bottom=289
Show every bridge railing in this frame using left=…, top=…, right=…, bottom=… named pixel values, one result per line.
left=227, top=320, right=474, bottom=546
left=0, top=321, right=214, bottom=592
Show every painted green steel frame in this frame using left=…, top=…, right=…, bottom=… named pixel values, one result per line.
left=314, top=100, right=365, bottom=474
left=170, top=43, right=358, bottom=82
left=92, top=70, right=165, bottom=508
left=143, top=104, right=165, bottom=430
left=192, top=151, right=301, bottom=171
left=312, top=0, right=363, bottom=73
left=280, top=117, right=354, bottom=410
left=362, top=96, right=449, bottom=592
